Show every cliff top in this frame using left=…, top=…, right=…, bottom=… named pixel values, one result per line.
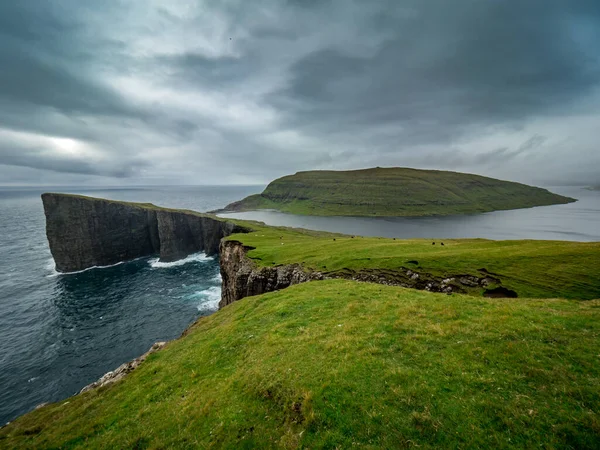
left=221, top=167, right=576, bottom=217
left=42, top=192, right=217, bottom=218
left=227, top=226, right=600, bottom=300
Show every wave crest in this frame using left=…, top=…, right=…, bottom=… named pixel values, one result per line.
left=149, top=252, right=213, bottom=269
left=195, top=286, right=222, bottom=313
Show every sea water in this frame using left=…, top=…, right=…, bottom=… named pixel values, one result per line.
left=0, top=185, right=262, bottom=425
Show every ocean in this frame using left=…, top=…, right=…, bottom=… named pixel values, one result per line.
left=0, top=185, right=262, bottom=425
left=1, top=184, right=599, bottom=425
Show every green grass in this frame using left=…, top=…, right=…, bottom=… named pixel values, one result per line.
left=43, top=192, right=218, bottom=217
left=222, top=167, right=575, bottom=217
left=2, top=280, right=599, bottom=449
left=228, top=225, right=600, bottom=300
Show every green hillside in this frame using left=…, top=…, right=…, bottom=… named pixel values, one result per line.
left=2, top=281, right=599, bottom=449
left=222, top=167, right=575, bottom=216
left=229, top=226, right=600, bottom=300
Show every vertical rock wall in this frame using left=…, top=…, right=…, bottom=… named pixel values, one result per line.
left=156, top=211, right=243, bottom=262
left=42, top=193, right=249, bottom=273
left=218, top=240, right=322, bottom=309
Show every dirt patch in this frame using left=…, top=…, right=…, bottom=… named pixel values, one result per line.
left=484, top=287, right=518, bottom=298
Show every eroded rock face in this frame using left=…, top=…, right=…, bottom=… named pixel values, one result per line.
left=156, top=210, right=245, bottom=262
left=218, top=241, right=517, bottom=309
left=218, top=240, right=324, bottom=308
left=42, top=193, right=249, bottom=272
left=42, top=194, right=160, bottom=272
left=79, top=342, right=167, bottom=394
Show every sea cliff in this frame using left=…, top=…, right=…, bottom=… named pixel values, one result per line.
left=219, top=240, right=324, bottom=308
left=42, top=193, right=249, bottom=273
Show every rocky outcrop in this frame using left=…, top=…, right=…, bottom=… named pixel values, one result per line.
left=219, top=240, right=324, bottom=308
left=42, top=193, right=250, bottom=272
left=79, top=342, right=167, bottom=394
left=218, top=241, right=516, bottom=308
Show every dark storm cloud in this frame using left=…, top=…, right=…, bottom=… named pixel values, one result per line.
left=0, top=2, right=137, bottom=117
left=0, top=145, right=148, bottom=178
left=272, top=0, right=600, bottom=140
left=0, top=0, right=599, bottom=185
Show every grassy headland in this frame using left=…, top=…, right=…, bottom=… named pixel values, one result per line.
left=2, top=280, right=599, bottom=448
left=221, top=167, right=576, bottom=217
left=228, top=225, right=600, bottom=300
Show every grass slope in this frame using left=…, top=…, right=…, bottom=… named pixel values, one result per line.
left=2, top=281, right=599, bottom=449
left=223, top=168, right=575, bottom=217
left=229, top=225, right=600, bottom=300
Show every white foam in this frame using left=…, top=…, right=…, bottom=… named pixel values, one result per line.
left=45, top=258, right=59, bottom=277
left=46, top=259, right=130, bottom=277
left=211, top=272, right=223, bottom=283
left=196, top=286, right=222, bottom=313
left=149, top=252, right=213, bottom=269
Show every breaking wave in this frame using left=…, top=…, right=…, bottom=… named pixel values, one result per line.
left=149, top=252, right=213, bottom=269
left=195, top=286, right=222, bottom=313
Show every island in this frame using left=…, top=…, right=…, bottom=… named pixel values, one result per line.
left=220, top=167, right=576, bottom=216
left=2, top=194, right=599, bottom=448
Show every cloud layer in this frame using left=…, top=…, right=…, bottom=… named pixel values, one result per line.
left=1, top=0, right=599, bottom=185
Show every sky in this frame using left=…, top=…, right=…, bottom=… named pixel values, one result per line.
left=1, top=0, right=599, bottom=187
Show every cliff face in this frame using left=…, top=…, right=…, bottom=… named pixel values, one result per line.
left=218, top=240, right=324, bottom=308
left=43, top=193, right=249, bottom=272
left=156, top=211, right=242, bottom=262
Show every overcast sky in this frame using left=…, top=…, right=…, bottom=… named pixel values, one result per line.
left=1, top=0, right=599, bottom=186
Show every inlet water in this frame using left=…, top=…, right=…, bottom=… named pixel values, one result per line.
left=219, top=186, right=600, bottom=242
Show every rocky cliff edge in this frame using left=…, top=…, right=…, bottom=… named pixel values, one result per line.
left=42, top=193, right=250, bottom=273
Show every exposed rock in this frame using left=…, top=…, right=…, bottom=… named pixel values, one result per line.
left=42, top=193, right=250, bottom=272
left=219, top=240, right=323, bottom=308
left=42, top=194, right=160, bottom=272
left=79, top=342, right=167, bottom=394
left=156, top=210, right=243, bottom=262
left=459, top=276, right=480, bottom=287
left=219, top=242, right=516, bottom=308
left=480, top=277, right=497, bottom=287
